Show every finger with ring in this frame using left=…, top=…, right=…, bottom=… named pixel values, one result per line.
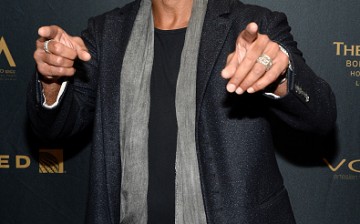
left=256, top=54, right=273, bottom=71
left=44, top=39, right=53, bottom=54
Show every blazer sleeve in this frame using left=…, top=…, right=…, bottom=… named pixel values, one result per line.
left=258, top=10, right=337, bottom=134
left=27, top=18, right=99, bottom=140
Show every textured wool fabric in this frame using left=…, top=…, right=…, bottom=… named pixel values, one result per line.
left=119, top=0, right=208, bottom=223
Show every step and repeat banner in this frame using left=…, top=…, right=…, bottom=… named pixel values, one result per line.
left=0, top=0, right=359, bottom=223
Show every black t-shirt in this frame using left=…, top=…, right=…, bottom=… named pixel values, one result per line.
left=147, top=27, right=187, bottom=224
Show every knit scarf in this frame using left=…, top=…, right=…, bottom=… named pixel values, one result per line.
left=119, top=0, right=208, bottom=223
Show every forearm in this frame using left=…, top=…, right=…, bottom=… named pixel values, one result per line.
left=273, top=79, right=288, bottom=97
left=39, top=75, right=62, bottom=105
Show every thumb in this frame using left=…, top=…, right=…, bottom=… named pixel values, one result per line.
left=72, top=37, right=91, bottom=61
left=77, top=49, right=91, bottom=61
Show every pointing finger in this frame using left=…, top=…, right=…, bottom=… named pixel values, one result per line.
left=38, top=25, right=63, bottom=40
left=237, top=22, right=259, bottom=46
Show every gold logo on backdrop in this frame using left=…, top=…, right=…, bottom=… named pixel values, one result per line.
left=0, top=36, right=16, bottom=67
left=324, top=158, right=360, bottom=181
left=334, top=42, right=360, bottom=57
left=0, top=155, right=31, bottom=169
left=333, top=41, right=360, bottom=86
left=39, top=149, right=64, bottom=174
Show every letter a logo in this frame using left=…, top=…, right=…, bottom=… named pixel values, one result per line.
left=0, top=36, right=16, bottom=67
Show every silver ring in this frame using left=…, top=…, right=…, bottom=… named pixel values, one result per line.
left=256, top=54, right=273, bottom=71
left=44, top=39, right=53, bottom=54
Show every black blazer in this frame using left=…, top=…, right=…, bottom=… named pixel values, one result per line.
left=28, top=0, right=336, bottom=223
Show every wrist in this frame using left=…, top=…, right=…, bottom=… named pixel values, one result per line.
left=38, top=75, right=63, bottom=105
left=273, top=77, right=288, bottom=97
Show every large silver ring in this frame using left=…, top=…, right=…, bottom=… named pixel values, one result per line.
left=256, top=54, right=273, bottom=71
left=44, top=39, right=53, bottom=54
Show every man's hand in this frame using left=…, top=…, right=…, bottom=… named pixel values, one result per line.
left=221, top=22, right=289, bottom=97
left=34, top=25, right=91, bottom=79
left=33, top=25, right=91, bottom=105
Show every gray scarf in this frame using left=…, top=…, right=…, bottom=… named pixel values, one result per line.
left=119, top=0, right=208, bottom=223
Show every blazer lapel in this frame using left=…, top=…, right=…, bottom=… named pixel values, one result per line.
left=100, top=0, right=141, bottom=136
left=98, top=3, right=141, bottom=224
left=196, top=0, right=234, bottom=114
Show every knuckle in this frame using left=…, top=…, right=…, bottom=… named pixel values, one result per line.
left=65, top=59, right=74, bottom=68
left=52, top=42, right=62, bottom=54
left=260, top=34, right=270, bottom=42
left=272, top=41, right=279, bottom=48
left=55, top=56, right=64, bottom=66
left=34, top=51, right=46, bottom=63
left=56, top=67, right=65, bottom=75
left=278, top=52, right=289, bottom=62
left=69, top=68, right=76, bottom=76
left=230, top=76, right=241, bottom=85
left=269, top=42, right=279, bottom=51
left=37, top=63, right=48, bottom=75
left=36, top=40, right=42, bottom=48
left=231, top=71, right=246, bottom=84
left=33, top=51, right=40, bottom=61
left=240, top=82, right=250, bottom=90
left=253, top=66, right=264, bottom=77
left=69, top=52, right=77, bottom=60
left=229, top=79, right=238, bottom=85
left=58, top=67, right=75, bottom=76
left=64, top=68, right=75, bottom=76
left=252, top=82, right=263, bottom=91
left=264, top=72, right=278, bottom=83
left=37, top=63, right=44, bottom=71
left=244, top=56, right=256, bottom=65
left=259, top=35, right=270, bottom=46
left=68, top=60, right=74, bottom=68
